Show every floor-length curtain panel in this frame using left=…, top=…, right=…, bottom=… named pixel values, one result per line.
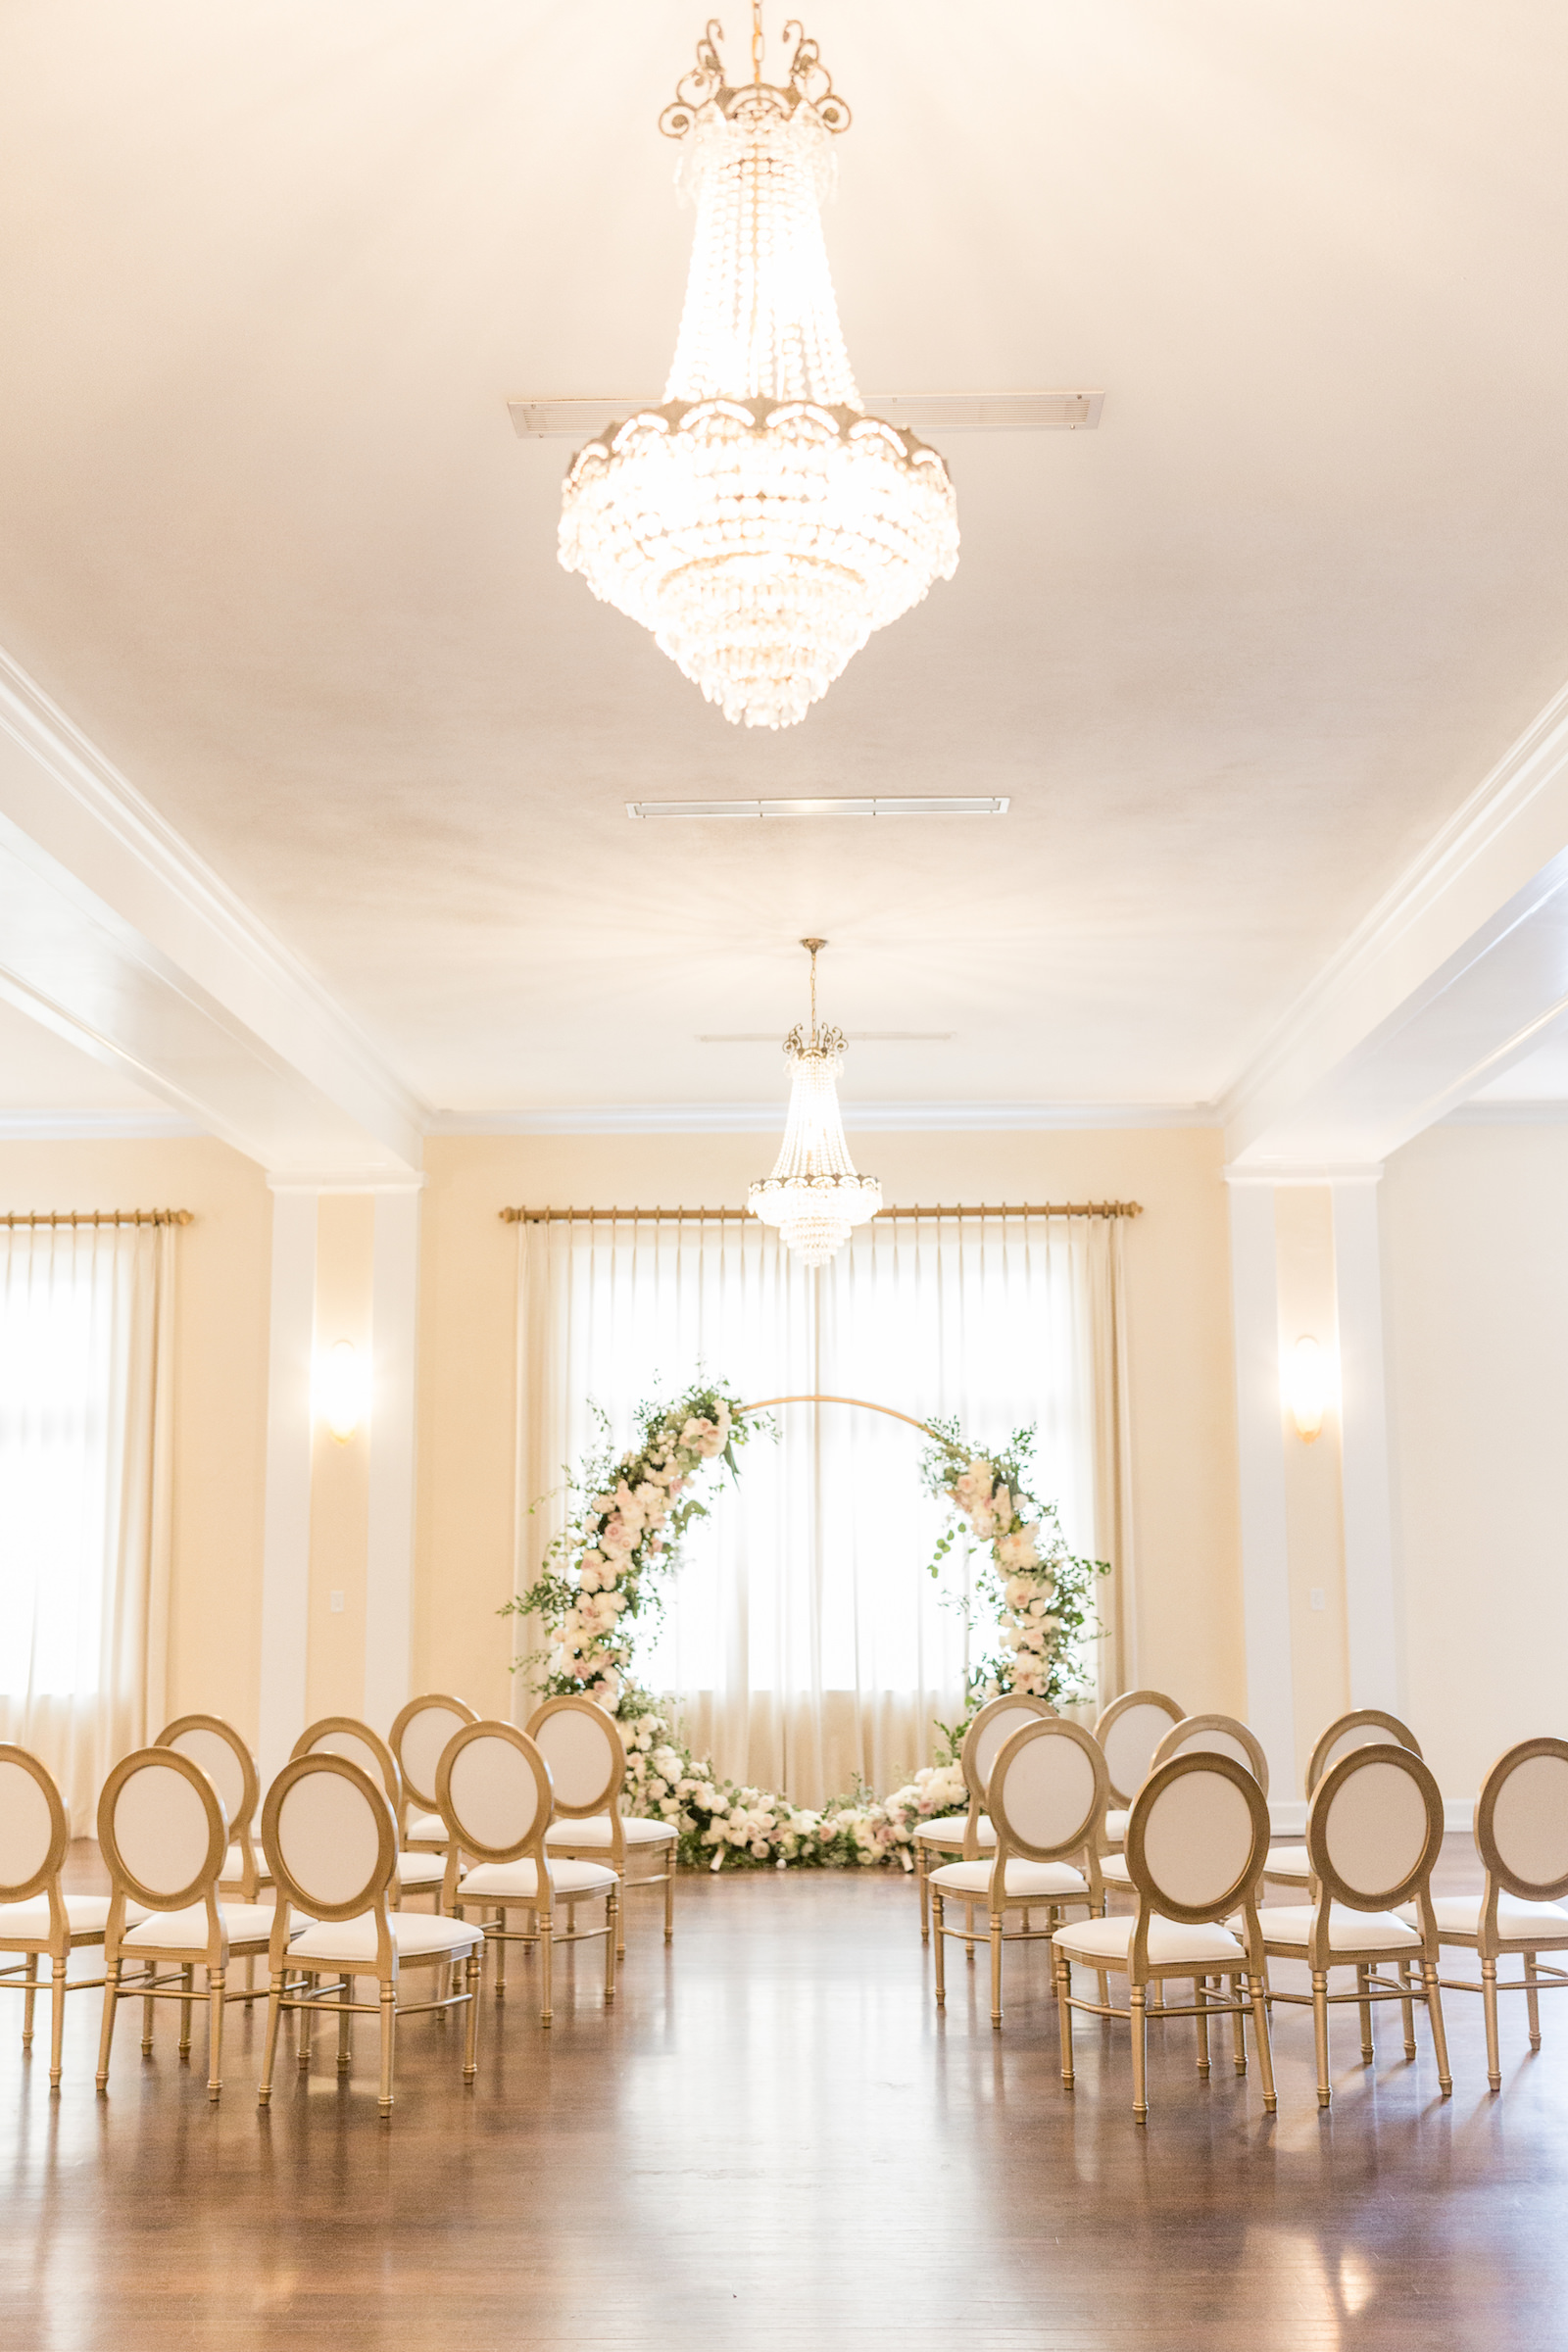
left=0, top=1222, right=175, bottom=1831
left=514, top=1209, right=1131, bottom=1808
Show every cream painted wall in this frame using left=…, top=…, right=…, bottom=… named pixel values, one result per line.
left=415, top=1127, right=1247, bottom=1731
left=0, top=1137, right=271, bottom=1740
left=1383, top=1123, right=1568, bottom=1797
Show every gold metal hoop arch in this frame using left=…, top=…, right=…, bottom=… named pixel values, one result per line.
left=739, top=1394, right=934, bottom=1436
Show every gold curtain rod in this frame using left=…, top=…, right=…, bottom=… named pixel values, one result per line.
left=0, top=1209, right=193, bottom=1229
left=500, top=1200, right=1141, bottom=1224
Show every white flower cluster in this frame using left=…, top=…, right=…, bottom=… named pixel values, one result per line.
left=944, top=1450, right=1076, bottom=1703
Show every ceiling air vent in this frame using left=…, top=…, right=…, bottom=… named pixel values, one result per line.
left=625, top=797, right=1008, bottom=819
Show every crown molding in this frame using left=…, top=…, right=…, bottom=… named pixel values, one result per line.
left=1224, top=1162, right=1384, bottom=1187
left=1222, top=675, right=1568, bottom=1163
left=0, top=1106, right=204, bottom=1141
left=0, top=646, right=426, bottom=1170
left=427, top=1100, right=1219, bottom=1138
left=267, top=1171, right=429, bottom=1194
left=1443, top=1098, right=1568, bottom=1125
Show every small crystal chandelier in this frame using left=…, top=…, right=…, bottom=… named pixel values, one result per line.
left=748, top=940, right=882, bottom=1265
left=559, top=5, right=959, bottom=730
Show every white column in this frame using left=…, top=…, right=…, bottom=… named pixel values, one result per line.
left=1331, top=1174, right=1400, bottom=1710
left=258, top=1185, right=318, bottom=1784
left=1226, top=1177, right=1298, bottom=1801
left=364, top=1183, right=423, bottom=1734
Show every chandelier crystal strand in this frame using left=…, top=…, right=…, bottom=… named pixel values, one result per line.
left=747, top=940, right=882, bottom=1265
left=558, top=14, right=959, bottom=730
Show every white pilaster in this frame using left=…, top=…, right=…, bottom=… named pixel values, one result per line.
left=364, top=1184, right=423, bottom=1735
left=1331, top=1174, right=1401, bottom=1710
left=258, top=1185, right=318, bottom=1783
left=1226, top=1177, right=1298, bottom=1799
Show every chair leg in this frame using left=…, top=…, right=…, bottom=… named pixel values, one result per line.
left=1230, top=1974, right=1248, bottom=2074
left=1397, top=1960, right=1417, bottom=2057
left=1526, top=1952, right=1543, bottom=2050
left=49, top=1957, right=67, bottom=2089
left=141, top=1986, right=156, bottom=2054
left=606, top=1891, right=618, bottom=2005
left=463, top=1950, right=479, bottom=2082
left=338, top=1977, right=354, bottom=2074
left=1356, top=1963, right=1374, bottom=2063
left=1131, top=1984, right=1148, bottom=2123
left=206, top=1968, right=225, bottom=2101
left=298, top=1977, right=314, bottom=2073
left=917, top=1844, right=930, bottom=1942
left=244, top=1952, right=256, bottom=2010
left=1250, top=1972, right=1277, bottom=2112
left=179, top=1963, right=195, bottom=2058
left=494, top=1908, right=507, bottom=2001
left=258, top=1975, right=284, bottom=2106
left=990, top=1911, right=1004, bottom=2031
left=1312, top=1970, right=1332, bottom=2107
left=1424, top=1960, right=1452, bottom=2095
left=1055, top=1951, right=1074, bottom=2088
left=664, top=1857, right=675, bottom=1944
left=1195, top=1979, right=1210, bottom=2077
left=964, top=1901, right=975, bottom=1962
left=1478, top=1956, right=1501, bottom=2089
left=97, top=1961, right=122, bottom=2092
left=932, top=1894, right=947, bottom=2007
left=22, top=1953, right=37, bottom=2045
left=539, top=1913, right=554, bottom=2028
left=378, top=1981, right=396, bottom=2116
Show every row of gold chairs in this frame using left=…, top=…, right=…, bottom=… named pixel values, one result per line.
left=0, top=1691, right=678, bottom=2114
left=915, top=1690, right=1568, bottom=2120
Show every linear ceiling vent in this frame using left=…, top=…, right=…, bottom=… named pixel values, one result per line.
left=698, top=1032, right=955, bottom=1044
left=625, top=796, right=1009, bottom=819
left=514, top=392, right=1103, bottom=438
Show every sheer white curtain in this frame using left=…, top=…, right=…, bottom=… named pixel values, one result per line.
left=0, top=1221, right=175, bottom=1831
left=515, top=1210, right=1132, bottom=1809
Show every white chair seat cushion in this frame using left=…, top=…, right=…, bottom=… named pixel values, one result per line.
left=1054, top=1913, right=1247, bottom=1967
left=405, top=1809, right=445, bottom=1842
left=1264, top=1846, right=1311, bottom=1879
left=1251, top=1903, right=1420, bottom=1952
left=929, top=1859, right=1088, bottom=1900
left=1101, top=1854, right=1132, bottom=1886
left=1396, top=1895, right=1568, bottom=1942
left=122, top=1902, right=283, bottom=1950
left=545, top=1815, right=676, bottom=1848
left=459, top=1857, right=617, bottom=1900
left=913, top=1814, right=996, bottom=1850
left=288, top=1910, right=481, bottom=1966
left=1103, top=1809, right=1131, bottom=1846
left=395, top=1851, right=448, bottom=1887
left=0, top=1894, right=148, bottom=1942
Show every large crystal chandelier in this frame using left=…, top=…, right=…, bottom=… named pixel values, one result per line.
left=559, top=6, right=959, bottom=729
left=748, top=940, right=882, bottom=1265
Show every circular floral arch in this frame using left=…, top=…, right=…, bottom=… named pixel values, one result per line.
left=504, top=1378, right=1105, bottom=1872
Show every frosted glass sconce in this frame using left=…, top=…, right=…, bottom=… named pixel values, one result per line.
left=1287, top=1334, right=1328, bottom=1444
left=317, top=1339, right=367, bottom=1445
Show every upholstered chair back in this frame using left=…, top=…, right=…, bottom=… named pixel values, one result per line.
left=1152, top=1713, right=1270, bottom=1796
left=98, top=1750, right=227, bottom=1911
left=264, top=1756, right=396, bottom=1920
left=389, top=1693, right=478, bottom=1816
left=1306, top=1744, right=1443, bottom=1913
left=988, top=1719, right=1106, bottom=1862
left=0, top=1745, right=68, bottom=1904
left=1093, top=1690, right=1186, bottom=1805
left=156, top=1716, right=258, bottom=1838
left=1306, top=1708, right=1422, bottom=1795
left=1126, top=1755, right=1269, bottom=1921
left=525, top=1698, right=624, bottom=1818
left=960, top=1694, right=1055, bottom=1809
left=291, top=1717, right=402, bottom=1811
left=1478, top=1738, right=1568, bottom=1903
left=438, top=1723, right=553, bottom=1863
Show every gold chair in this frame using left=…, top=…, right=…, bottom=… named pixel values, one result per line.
left=290, top=1716, right=445, bottom=1906
left=95, top=1746, right=283, bottom=2100
left=528, top=1695, right=670, bottom=1953
left=1264, top=1707, right=1422, bottom=1890
left=1092, top=1690, right=1185, bottom=1854
left=930, top=1717, right=1104, bottom=2030
left=0, top=1743, right=148, bottom=2088
left=258, top=1754, right=481, bottom=2117
left=1252, top=1742, right=1450, bottom=2108
left=443, top=1720, right=618, bottom=2025
left=1396, top=1736, right=1568, bottom=2091
left=1054, top=1752, right=1277, bottom=2124
left=1100, top=1714, right=1268, bottom=1892
left=388, top=1692, right=478, bottom=1853
left=911, top=1695, right=1055, bottom=1943
left=156, top=1713, right=268, bottom=1900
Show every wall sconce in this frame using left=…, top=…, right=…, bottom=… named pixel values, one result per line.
left=317, top=1339, right=367, bottom=1445
left=1287, top=1334, right=1328, bottom=1444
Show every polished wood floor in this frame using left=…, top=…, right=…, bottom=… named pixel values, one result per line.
left=3, top=1837, right=1564, bottom=2348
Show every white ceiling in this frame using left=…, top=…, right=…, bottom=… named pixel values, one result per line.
left=2, top=1, right=1567, bottom=1118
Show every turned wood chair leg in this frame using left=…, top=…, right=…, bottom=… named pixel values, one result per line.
left=1356, top=1963, right=1374, bottom=2063
left=1425, top=1961, right=1452, bottom=2095
left=1131, top=1984, right=1149, bottom=2124
left=1526, top=1952, right=1543, bottom=2050
left=1312, top=1970, right=1332, bottom=2108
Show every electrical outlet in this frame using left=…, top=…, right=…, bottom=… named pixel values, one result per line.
left=1309, top=1587, right=1326, bottom=1612
left=329, top=1590, right=345, bottom=1615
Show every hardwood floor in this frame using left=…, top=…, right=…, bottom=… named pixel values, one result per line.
left=3, top=1838, right=1565, bottom=2349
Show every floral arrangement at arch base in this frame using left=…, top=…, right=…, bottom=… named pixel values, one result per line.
left=502, top=1378, right=1108, bottom=1872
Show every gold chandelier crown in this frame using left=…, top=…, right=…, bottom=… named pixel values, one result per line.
left=558, top=6, right=959, bottom=730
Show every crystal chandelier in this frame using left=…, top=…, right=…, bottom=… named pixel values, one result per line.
left=748, top=940, right=882, bottom=1265
left=559, top=6, right=959, bottom=730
